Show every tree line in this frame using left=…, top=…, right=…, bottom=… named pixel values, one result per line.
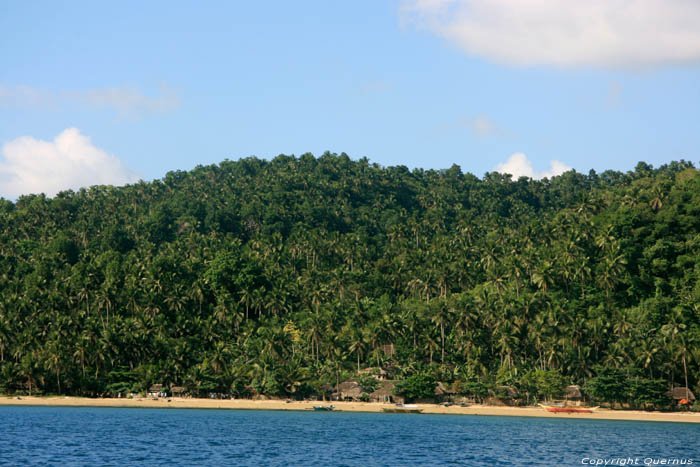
left=0, top=153, right=698, bottom=407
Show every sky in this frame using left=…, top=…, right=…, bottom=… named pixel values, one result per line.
left=1, top=0, right=700, bottom=198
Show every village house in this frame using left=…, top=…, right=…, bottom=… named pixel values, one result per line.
left=369, top=381, right=404, bottom=404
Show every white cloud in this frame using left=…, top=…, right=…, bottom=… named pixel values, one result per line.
left=467, top=114, right=499, bottom=137
left=0, top=128, right=140, bottom=199
left=0, top=82, right=180, bottom=117
left=495, top=152, right=571, bottom=179
left=400, top=0, right=700, bottom=68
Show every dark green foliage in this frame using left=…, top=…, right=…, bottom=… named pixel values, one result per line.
left=50, top=232, right=80, bottom=265
left=458, top=380, right=489, bottom=402
left=517, top=369, right=566, bottom=403
left=532, top=369, right=565, bottom=402
left=104, top=227, right=135, bottom=254
left=0, top=154, right=697, bottom=407
left=394, top=374, right=437, bottom=401
left=104, top=367, right=140, bottom=395
left=627, top=377, right=668, bottom=410
left=356, top=374, right=380, bottom=393
left=585, top=366, right=628, bottom=407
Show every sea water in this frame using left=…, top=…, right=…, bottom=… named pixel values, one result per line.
left=1, top=406, right=698, bottom=466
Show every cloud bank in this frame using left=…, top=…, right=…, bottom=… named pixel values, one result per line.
left=0, top=128, right=140, bottom=199
left=0, top=82, right=180, bottom=117
left=495, top=153, right=571, bottom=179
left=401, top=0, right=700, bottom=68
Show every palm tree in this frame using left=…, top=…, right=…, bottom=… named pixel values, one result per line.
left=304, top=311, right=325, bottom=364
left=18, top=352, right=42, bottom=395
left=78, top=287, right=91, bottom=319
left=430, top=299, right=449, bottom=365
left=208, top=342, right=230, bottom=376
left=238, top=287, right=254, bottom=321
left=347, top=327, right=367, bottom=372
left=636, top=339, right=659, bottom=378
left=0, top=314, right=9, bottom=362
left=189, top=279, right=206, bottom=317
left=649, top=184, right=664, bottom=212
left=73, top=332, right=89, bottom=380
left=45, top=340, right=63, bottom=394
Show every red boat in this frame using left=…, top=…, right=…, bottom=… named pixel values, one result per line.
left=539, top=404, right=598, bottom=413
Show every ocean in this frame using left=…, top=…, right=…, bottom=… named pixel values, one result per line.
left=1, top=406, right=698, bottom=466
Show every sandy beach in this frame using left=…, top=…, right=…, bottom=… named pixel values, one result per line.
left=2, top=395, right=699, bottom=423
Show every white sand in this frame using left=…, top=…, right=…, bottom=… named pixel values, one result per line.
left=2, top=396, right=699, bottom=423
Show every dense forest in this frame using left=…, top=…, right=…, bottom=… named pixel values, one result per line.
left=0, top=153, right=699, bottom=407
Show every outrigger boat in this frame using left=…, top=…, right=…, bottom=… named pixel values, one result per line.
left=538, top=404, right=599, bottom=414
left=383, top=403, right=422, bottom=414
left=313, top=405, right=335, bottom=411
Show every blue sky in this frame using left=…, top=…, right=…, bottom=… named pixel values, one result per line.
left=1, top=0, right=700, bottom=198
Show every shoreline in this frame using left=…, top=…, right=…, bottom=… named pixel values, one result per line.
left=2, top=396, right=700, bottom=423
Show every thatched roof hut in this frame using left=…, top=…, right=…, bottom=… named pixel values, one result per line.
left=335, top=380, right=363, bottom=401
left=357, top=367, right=388, bottom=380
left=565, top=385, right=582, bottom=400
left=666, top=387, right=696, bottom=401
left=434, top=382, right=456, bottom=397
left=380, top=344, right=395, bottom=357
left=369, top=380, right=404, bottom=404
left=170, top=386, right=186, bottom=397
left=149, top=384, right=163, bottom=393
left=317, top=383, right=335, bottom=401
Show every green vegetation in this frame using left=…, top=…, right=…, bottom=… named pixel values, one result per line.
left=531, top=369, right=566, bottom=402
left=0, top=153, right=698, bottom=407
left=395, top=374, right=437, bottom=401
left=356, top=374, right=381, bottom=393
left=584, top=366, right=627, bottom=407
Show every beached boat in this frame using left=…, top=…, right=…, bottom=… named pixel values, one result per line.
left=538, top=404, right=599, bottom=413
left=383, top=404, right=422, bottom=414
left=313, top=405, right=335, bottom=411
left=383, top=407, right=423, bottom=413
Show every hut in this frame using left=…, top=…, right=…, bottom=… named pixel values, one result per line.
left=434, top=382, right=457, bottom=402
left=243, top=385, right=258, bottom=399
left=382, top=363, right=398, bottom=378
left=148, top=384, right=164, bottom=398
left=666, top=387, right=696, bottom=402
left=170, top=386, right=186, bottom=397
left=487, top=386, right=519, bottom=405
left=357, top=367, right=388, bottom=380
left=565, top=385, right=583, bottom=405
left=380, top=344, right=395, bottom=357
left=369, top=380, right=404, bottom=404
left=335, top=380, right=363, bottom=401
left=318, top=383, right=335, bottom=401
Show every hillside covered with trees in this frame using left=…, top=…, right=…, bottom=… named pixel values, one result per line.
left=0, top=153, right=699, bottom=406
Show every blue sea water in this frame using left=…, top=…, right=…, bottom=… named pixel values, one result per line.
left=1, top=407, right=699, bottom=466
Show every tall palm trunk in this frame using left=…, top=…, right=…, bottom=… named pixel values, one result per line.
left=683, top=354, right=689, bottom=400
left=441, top=322, right=445, bottom=364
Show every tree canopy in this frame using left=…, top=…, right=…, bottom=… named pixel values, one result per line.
left=0, top=153, right=698, bottom=405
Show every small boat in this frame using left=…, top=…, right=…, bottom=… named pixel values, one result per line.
left=313, top=405, right=335, bottom=411
left=383, top=404, right=422, bottom=414
left=546, top=401, right=566, bottom=408
left=539, top=404, right=598, bottom=414
left=383, top=407, right=423, bottom=413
